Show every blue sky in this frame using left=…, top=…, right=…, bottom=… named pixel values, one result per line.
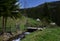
left=19, top=0, right=59, bottom=8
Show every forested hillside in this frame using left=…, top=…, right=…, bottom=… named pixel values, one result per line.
left=20, top=1, right=60, bottom=26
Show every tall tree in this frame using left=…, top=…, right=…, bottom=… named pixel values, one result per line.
left=0, top=0, right=21, bottom=33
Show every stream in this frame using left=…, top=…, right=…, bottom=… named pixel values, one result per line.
left=12, top=32, right=31, bottom=41
left=11, top=27, right=43, bottom=41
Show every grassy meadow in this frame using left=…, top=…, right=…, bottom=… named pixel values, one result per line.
left=0, top=16, right=42, bottom=32
left=0, top=16, right=60, bottom=41
left=22, top=27, right=60, bottom=41
left=0, top=16, right=27, bottom=32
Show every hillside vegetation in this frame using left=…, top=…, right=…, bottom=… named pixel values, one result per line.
left=22, top=27, right=60, bottom=41
left=20, top=1, right=60, bottom=26
left=0, top=16, right=42, bottom=32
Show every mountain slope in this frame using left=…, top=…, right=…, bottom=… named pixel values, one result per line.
left=20, top=1, right=60, bottom=26
left=22, top=27, right=60, bottom=41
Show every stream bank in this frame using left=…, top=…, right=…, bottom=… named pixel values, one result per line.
left=7, top=27, right=45, bottom=41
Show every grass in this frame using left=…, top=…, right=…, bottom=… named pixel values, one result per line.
left=0, top=16, right=27, bottom=41
left=25, top=18, right=43, bottom=27
left=1, top=16, right=59, bottom=41
left=0, top=16, right=27, bottom=32
left=22, top=27, right=60, bottom=41
left=0, top=16, right=41, bottom=32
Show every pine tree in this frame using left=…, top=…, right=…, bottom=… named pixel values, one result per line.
left=0, top=0, right=21, bottom=33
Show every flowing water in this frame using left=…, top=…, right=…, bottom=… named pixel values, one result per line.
left=12, top=32, right=30, bottom=41
left=12, top=38, right=21, bottom=41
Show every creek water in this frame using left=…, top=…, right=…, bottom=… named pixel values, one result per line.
left=12, top=38, right=21, bottom=41
left=12, top=27, right=40, bottom=41
left=12, top=32, right=30, bottom=41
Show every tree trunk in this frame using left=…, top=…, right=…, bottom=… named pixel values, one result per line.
left=2, top=16, right=5, bottom=33
left=5, top=17, right=7, bottom=32
left=2, top=16, right=6, bottom=33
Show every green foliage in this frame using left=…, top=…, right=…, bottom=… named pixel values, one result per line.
left=0, top=0, right=22, bottom=19
left=0, top=0, right=21, bottom=33
left=0, top=0, right=19, bottom=17
left=6, top=16, right=27, bottom=32
left=25, top=18, right=42, bottom=27
left=20, top=1, right=60, bottom=26
left=22, top=27, right=60, bottom=41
